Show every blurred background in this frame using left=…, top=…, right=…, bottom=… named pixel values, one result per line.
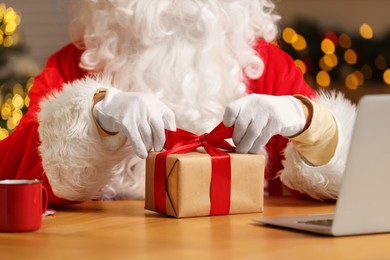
left=0, top=0, right=389, bottom=139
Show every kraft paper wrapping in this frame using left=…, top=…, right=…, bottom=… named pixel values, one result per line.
left=145, top=152, right=265, bottom=218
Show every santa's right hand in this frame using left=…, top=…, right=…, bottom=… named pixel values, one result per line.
left=93, top=88, right=176, bottom=159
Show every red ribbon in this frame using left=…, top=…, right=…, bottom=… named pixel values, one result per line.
left=154, top=122, right=236, bottom=215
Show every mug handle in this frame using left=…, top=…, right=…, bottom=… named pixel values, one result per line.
left=41, top=186, right=48, bottom=215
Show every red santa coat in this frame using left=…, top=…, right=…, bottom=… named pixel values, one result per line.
left=0, top=40, right=317, bottom=206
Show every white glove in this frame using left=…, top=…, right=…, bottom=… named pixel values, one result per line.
left=93, top=88, right=176, bottom=159
left=223, top=94, right=306, bottom=154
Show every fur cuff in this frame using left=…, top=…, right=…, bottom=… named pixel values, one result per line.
left=279, top=91, right=356, bottom=200
left=38, top=76, right=128, bottom=201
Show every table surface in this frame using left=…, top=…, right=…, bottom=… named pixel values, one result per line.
left=1, top=197, right=390, bottom=259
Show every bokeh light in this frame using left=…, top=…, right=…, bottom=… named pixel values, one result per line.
left=345, top=73, right=359, bottom=90
left=359, top=23, right=374, bottom=39
left=344, top=49, right=358, bottom=64
left=323, top=53, right=338, bottom=69
left=0, top=128, right=9, bottom=140
left=282, top=27, right=298, bottom=44
left=291, top=34, right=307, bottom=51
left=294, top=59, right=307, bottom=74
left=0, top=5, right=21, bottom=47
left=319, top=56, right=332, bottom=71
left=316, top=71, right=331, bottom=87
left=384, top=69, right=390, bottom=85
left=321, top=38, right=335, bottom=54
left=339, top=33, right=352, bottom=49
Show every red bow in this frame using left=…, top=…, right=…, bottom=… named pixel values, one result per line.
left=154, top=122, right=236, bottom=215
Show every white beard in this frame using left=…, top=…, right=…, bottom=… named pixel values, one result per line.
left=62, top=0, right=280, bottom=200
left=110, top=30, right=248, bottom=134
left=71, top=0, right=279, bottom=134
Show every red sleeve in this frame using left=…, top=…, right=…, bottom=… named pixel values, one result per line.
left=0, top=43, right=85, bottom=206
left=247, top=40, right=316, bottom=197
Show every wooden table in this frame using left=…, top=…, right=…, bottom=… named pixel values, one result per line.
left=1, top=197, right=389, bottom=259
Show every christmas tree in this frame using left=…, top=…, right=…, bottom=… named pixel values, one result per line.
left=0, top=3, right=39, bottom=140
left=279, top=18, right=390, bottom=90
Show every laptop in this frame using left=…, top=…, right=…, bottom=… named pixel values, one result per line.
left=253, top=94, right=390, bottom=236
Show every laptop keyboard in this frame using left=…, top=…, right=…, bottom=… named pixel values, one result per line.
left=298, top=219, right=333, bottom=227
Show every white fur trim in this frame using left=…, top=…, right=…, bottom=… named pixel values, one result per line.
left=280, top=91, right=356, bottom=200
left=38, top=76, right=144, bottom=201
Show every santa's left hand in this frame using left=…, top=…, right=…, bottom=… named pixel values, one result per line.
left=223, top=94, right=307, bottom=154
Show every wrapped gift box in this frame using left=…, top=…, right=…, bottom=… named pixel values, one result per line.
left=145, top=151, right=265, bottom=218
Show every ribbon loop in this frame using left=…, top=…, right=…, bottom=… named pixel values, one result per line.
left=154, top=122, right=235, bottom=216
left=164, top=122, right=236, bottom=153
left=198, top=134, right=207, bottom=145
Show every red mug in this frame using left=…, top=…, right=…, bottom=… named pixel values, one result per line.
left=0, top=179, right=48, bottom=232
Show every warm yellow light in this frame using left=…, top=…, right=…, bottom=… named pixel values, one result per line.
left=1, top=104, right=12, bottom=120
left=321, top=38, right=335, bottom=54
left=291, top=34, right=307, bottom=51
left=353, top=70, right=364, bottom=86
left=0, top=3, right=5, bottom=9
left=3, top=35, right=13, bottom=47
left=319, top=57, right=332, bottom=72
left=5, top=22, right=16, bottom=35
left=316, top=71, right=331, bottom=87
left=282, top=27, right=298, bottom=44
left=339, top=33, right=352, bottom=49
left=3, top=8, right=16, bottom=23
left=384, top=69, right=390, bottom=85
left=5, top=96, right=13, bottom=105
left=12, top=109, right=23, bottom=122
left=13, top=83, right=24, bottom=96
left=294, top=59, right=306, bottom=74
left=24, top=96, right=30, bottom=108
left=0, top=128, right=9, bottom=141
left=359, top=23, right=374, bottom=39
left=344, top=49, right=357, bottom=64
left=323, top=53, right=338, bottom=68
left=12, top=94, right=24, bottom=110
left=15, top=14, right=21, bottom=25
left=345, top=73, right=359, bottom=90
left=7, top=118, right=16, bottom=130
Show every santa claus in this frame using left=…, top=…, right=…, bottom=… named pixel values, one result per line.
left=0, top=0, right=355, bottom=206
